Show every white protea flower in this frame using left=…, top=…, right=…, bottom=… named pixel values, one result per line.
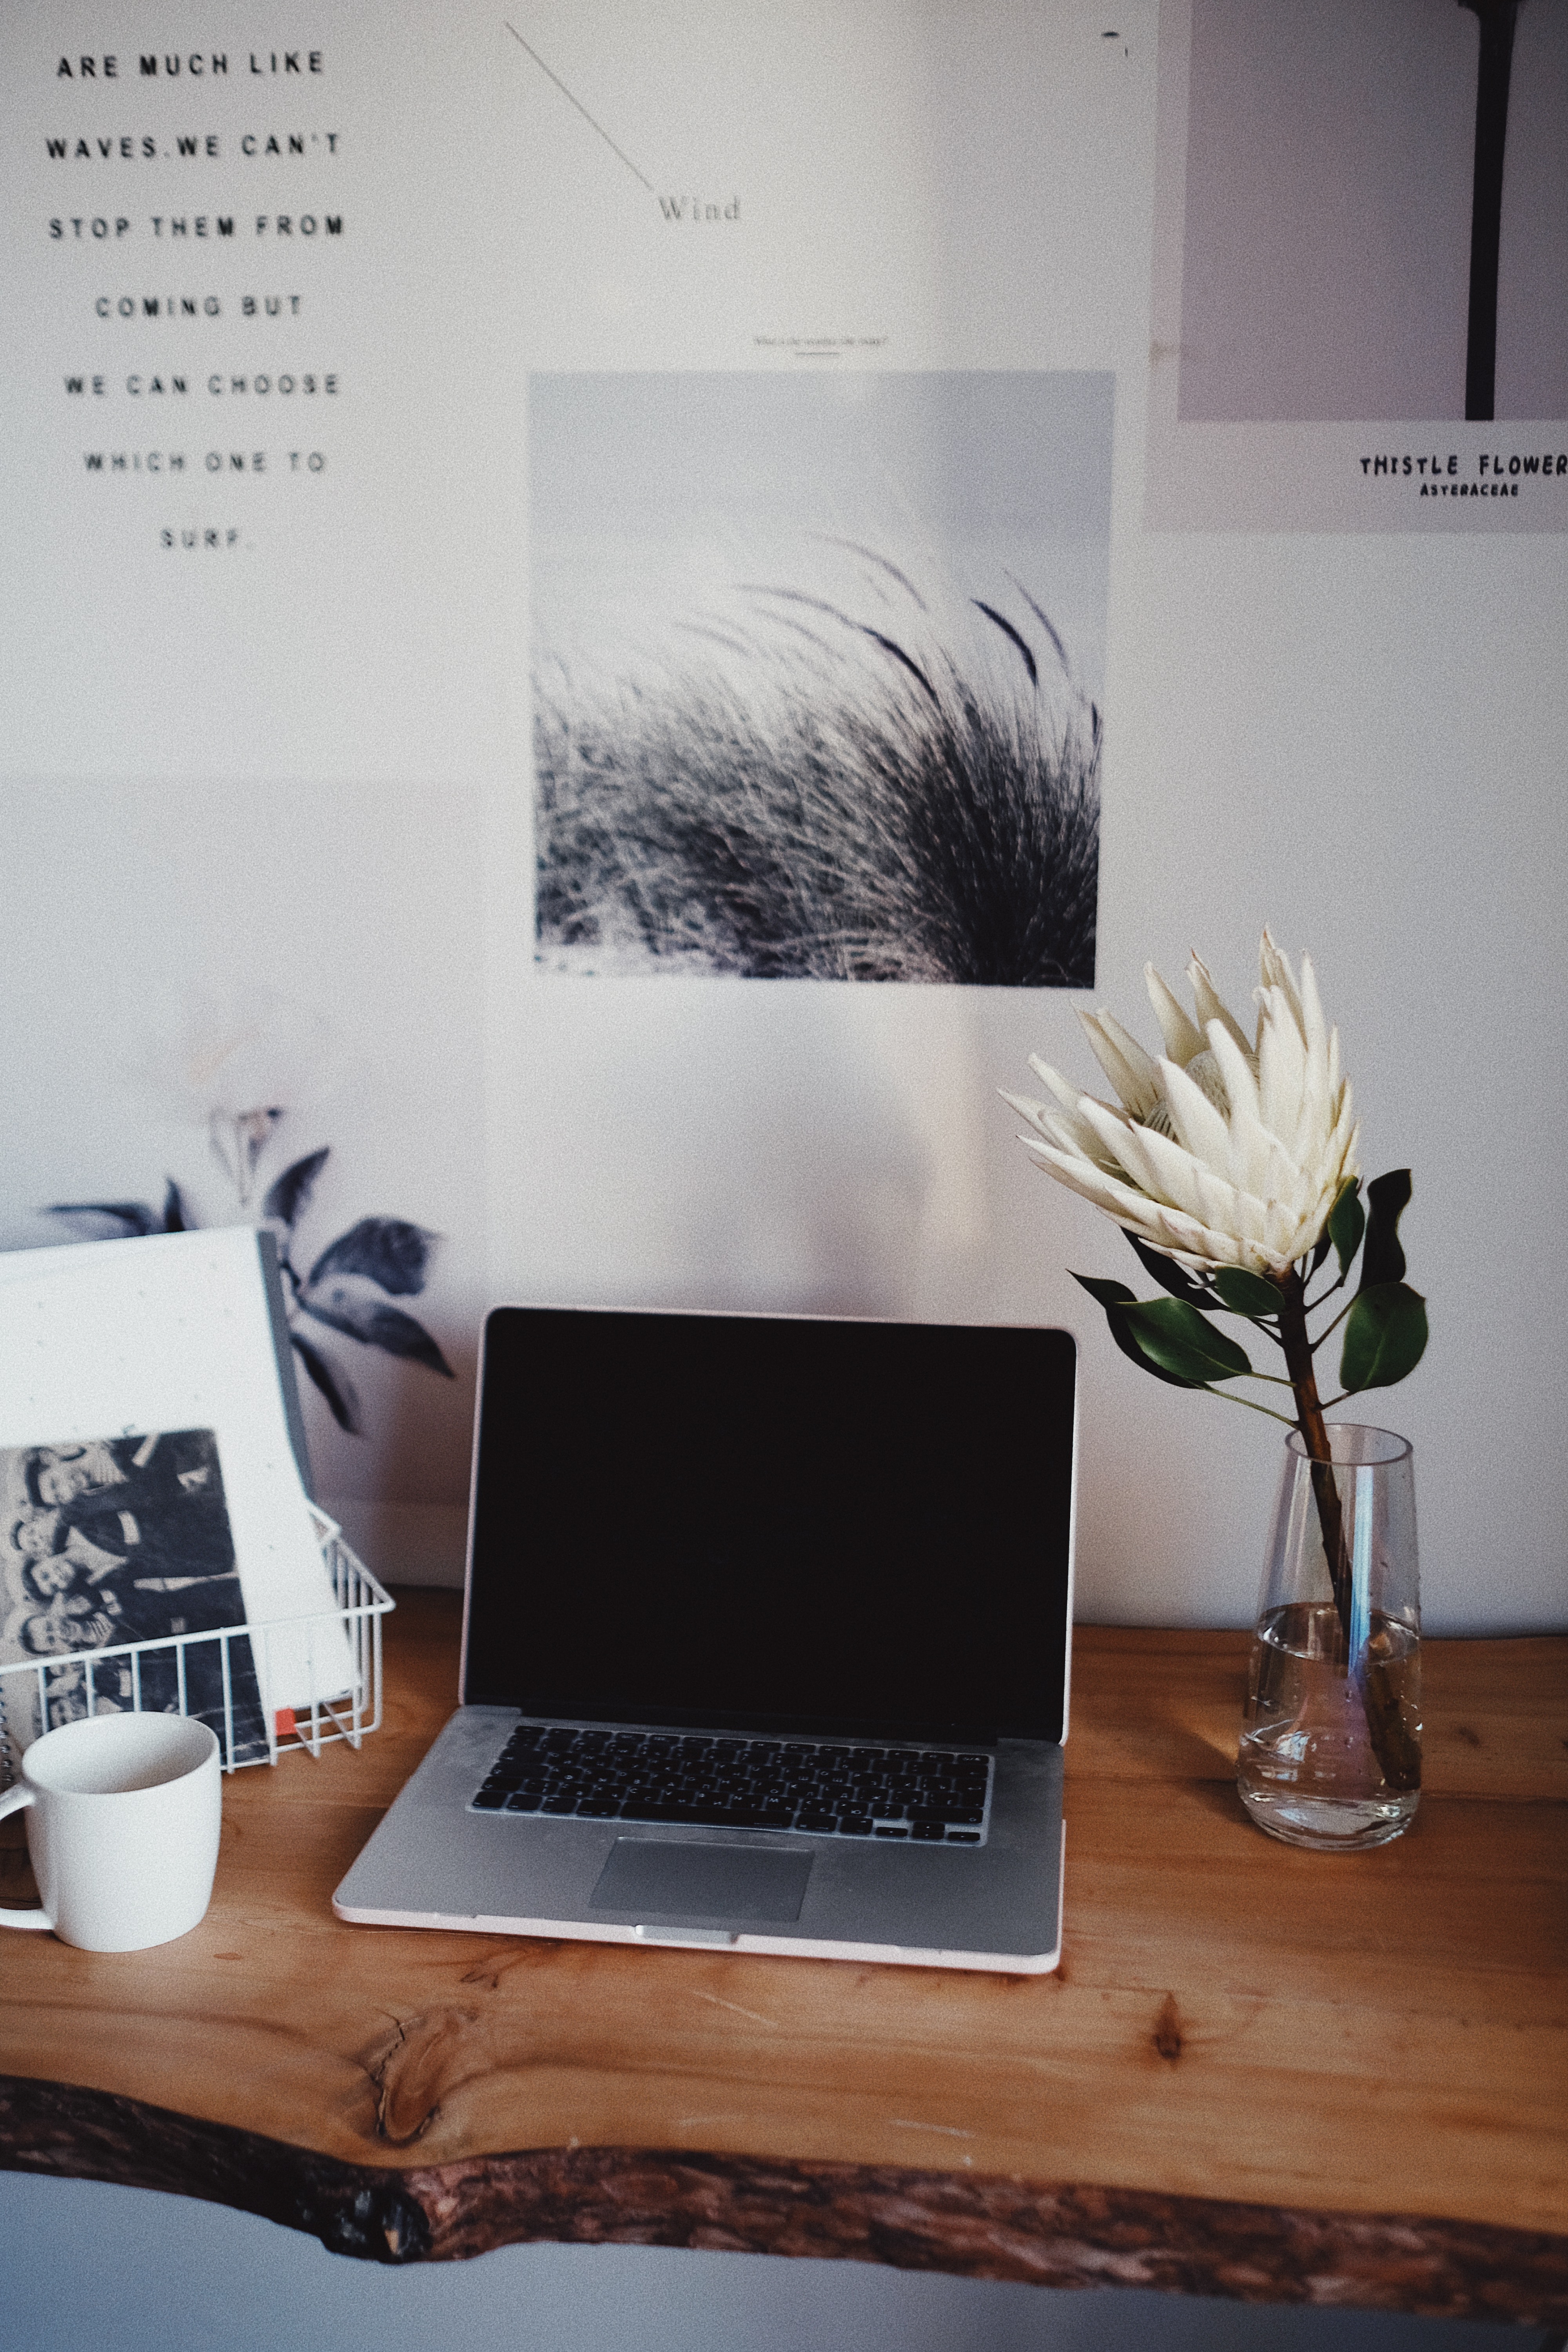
left=1003, top=931, right=1359, bottom=1277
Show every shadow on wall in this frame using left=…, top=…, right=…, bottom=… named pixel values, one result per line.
left=513, top=980, right=991, bottom=1323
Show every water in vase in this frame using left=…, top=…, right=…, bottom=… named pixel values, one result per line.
left=1238, top=1601, right=1421, bottom=1851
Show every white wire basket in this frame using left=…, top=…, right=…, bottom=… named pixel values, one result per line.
left=0, top=1520, right=394, bottom=1785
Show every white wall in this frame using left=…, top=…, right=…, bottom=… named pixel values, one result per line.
left=1, top=0, right=1563, bottom=1633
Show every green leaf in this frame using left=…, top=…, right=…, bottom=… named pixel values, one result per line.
left=1211, top=1267, right=1281, bottom=1320
left=1340, top=1281, right=1429, bottom=1392
left=1073, top=1273, right=1203, bottom=1387
left=1360, top=1170, right=1412, bottom=1290
left=1122, top=1297, right=1253, bottom=1385
left=1106, top=1310, right=1202, bottom=1386
left=1071, top=1272, right=1137, bottom=1310
left=1120, top=1230, right=1220, bottom=1309
left=1327, top=1179, right=1365, bottom=1279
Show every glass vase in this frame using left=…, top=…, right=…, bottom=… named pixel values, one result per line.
left=1237, top=1424, right=1420, bottom=1852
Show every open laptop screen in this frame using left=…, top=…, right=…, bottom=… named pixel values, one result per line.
left=462, top=1307, right=1075, bottom=1745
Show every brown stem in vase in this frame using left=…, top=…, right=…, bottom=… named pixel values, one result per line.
left=1270, top=1267, right=1353, bottom=1647
left=1270, top=1265, right=1420, bottom=1794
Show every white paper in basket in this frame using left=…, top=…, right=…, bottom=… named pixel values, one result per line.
left=0, top=1229, right=354, bottom=1720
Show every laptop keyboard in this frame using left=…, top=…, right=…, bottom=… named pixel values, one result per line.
left=470, top=1724, right=992, bottom=1844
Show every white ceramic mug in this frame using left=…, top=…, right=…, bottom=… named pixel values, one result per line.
left=0, top=1713, right=221, bottom=1951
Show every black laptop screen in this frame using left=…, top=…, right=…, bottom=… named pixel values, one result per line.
left=462, top=1308, right=1075, bottom=1744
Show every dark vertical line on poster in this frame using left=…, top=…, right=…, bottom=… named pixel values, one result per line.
left=1461, top=0, right=1518, bottom=423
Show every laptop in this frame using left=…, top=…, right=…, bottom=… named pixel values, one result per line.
left=333, top=1305, right=1077, bottom=1972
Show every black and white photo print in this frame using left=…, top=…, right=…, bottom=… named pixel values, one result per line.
left=0, top=1428, right=268, bottom=1760
left=531, top=370, right=1112, bottom=986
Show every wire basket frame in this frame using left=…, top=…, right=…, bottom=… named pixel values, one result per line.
left=0, top=1523, right=393, bottom=1784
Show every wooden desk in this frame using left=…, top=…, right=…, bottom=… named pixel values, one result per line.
left=2, top=1594, right=1564, bottom=2323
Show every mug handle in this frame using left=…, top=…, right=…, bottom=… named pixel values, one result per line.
left=0, top=1783, right=51, bottom=1930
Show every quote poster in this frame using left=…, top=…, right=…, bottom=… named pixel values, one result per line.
left=0, top=0, right=508, bottom=779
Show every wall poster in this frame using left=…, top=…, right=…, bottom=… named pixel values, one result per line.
left=0, top=0, right=1162, bottom=1577
left=1146, top=0, right=1568, bottom=532
left=496, top=0, right=1155, bottom=989
left=532, top=368, right=1111, bottom=986
left=0, top=0, right=506, bottom=779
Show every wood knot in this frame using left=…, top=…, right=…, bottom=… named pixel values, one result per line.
left=1452, top=1724, right=1483, bottom=1748
left=364, top=2008, right=487, bottom=2147
left=1152, top=1992, right=1183, bottom=2063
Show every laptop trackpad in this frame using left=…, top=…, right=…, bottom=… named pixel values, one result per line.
left=591, top=1838, right=813, bottom=1923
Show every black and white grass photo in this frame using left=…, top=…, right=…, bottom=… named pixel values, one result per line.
left=531, top=370, right=1113, bottom=986
left=0, top=1428, right=267, bottom=1759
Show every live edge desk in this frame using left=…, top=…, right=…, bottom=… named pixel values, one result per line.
left=2, top=1597, right=1564, bottom=2326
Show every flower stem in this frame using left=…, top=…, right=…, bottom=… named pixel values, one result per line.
left=1272, top=1269, right=1353, bottom=1628
left=1307, top=1294, right=1357, bottom=1352
left=1270, top=1266, right=1419, bottom=1794
left=1203, top=1387, right=1297, bottom=1425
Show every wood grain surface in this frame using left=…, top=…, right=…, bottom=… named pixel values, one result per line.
left=1, top=1592, right=1564, bottom=2315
